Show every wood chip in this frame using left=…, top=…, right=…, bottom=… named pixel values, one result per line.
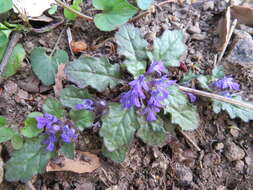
left=53, top=64, right=65, bottom=98
left=231, top=5, right=253, bottom=26
left=216, top=7, right=231, bottom=51
left=46, top=151, right=101, bottom=174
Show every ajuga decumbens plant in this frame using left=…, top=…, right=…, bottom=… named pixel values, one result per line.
left=1, top=24, right=253, bottom=182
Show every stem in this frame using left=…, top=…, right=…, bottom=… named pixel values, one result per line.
left=55, top=0, right=93, bottom=21
left=0, top=32, right=22, bottom=76
left=178, top=85, right=253, bottom=110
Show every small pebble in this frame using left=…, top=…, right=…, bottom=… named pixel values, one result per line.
left=191, top=33, right=206, bottom=40
left=225, top=141, right=245, bottom=161
left=175, top=164, right=193, bottom=187
left=235, top=160, right=244, bottom=172
left=215, top=142, right=224, bottom=151
left=229, top=128, right=239, bottom=138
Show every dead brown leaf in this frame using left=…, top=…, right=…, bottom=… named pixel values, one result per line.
left=70, top=40, right=88, bottom=53
left=216, top=7, right=231, bottom=51
left=53, top=64, right=65, bottom=98
left=46, top=151, right=101, bottom=174
left=231, top=5, right=253, bottom=26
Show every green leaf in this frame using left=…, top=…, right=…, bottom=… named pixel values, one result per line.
left=65, top=56, right=121, bottom=92
left=197, top=75, right=212, bottom=91
left=5, top=137, right=56, bottom=182
left=60, top=86, right=91, bottom=108
left=137, top=0, right=154, bottom=10
left=211, top=66, right=224, bottom=81
left=181, top=70, right=198, bottom=83
left=3, top=44, right=26, bottom=78
left=93, top=0, right=138, bottom=31
left=21, top=117, right=43, bottom=138
left=61, top=142, right=75, bottom=159
left=42, top=98, right=65, bottom=118
left=30, top=48, right=68, bottom=86
left=163, top=86, right=199, bottom=130
left=0, top=116, right=7, bottom=127
left=0, top=0, right=12, bottom=14
left=0, top=127, right=15, bottom=143
left=115, top=24, right=148, bottom=77
left=100, top=103, right=139, bottom=151
left=48, top=4, right=58, bottom=15
left=102, top=145, right=128, bottom=163
left=212, top=96, right=253, bottom=122
left=137, top=117, right=167, bottom=146
left=163, top=85, right=188, bottom=106
left=148, top=30, right=186, bottom=67
left=165, top=104, right=199, bottom=130
left=64, top=0, right=83, bottom=20
left=11, top=135, right=23, bottom=150
left=53, top=50, right=69, bottom=64
left=0, top=31, right=9, bottom=60
left=27, top=112, right=43, bottom=118
left=70, top=109, right=95, bottom=131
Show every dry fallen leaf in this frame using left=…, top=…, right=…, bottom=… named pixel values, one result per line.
left=231, top=5, right=253, bottom=26
left=70, top=40, right=88, bottom=54
left=13, top=0, right=55, bottom=18
left=216, top=7, right=231, bottom=51
left=53, top=64, right=65, bottom=98
left=46, top=151, right=101, bottom=174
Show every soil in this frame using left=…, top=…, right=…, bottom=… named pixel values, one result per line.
left=1, top=0, right=253, bottom=189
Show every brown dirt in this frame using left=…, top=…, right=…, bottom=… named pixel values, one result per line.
left=1, top=0, right=253, bottom=189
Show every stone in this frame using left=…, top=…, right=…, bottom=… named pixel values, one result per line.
left=215, top=142, right=224, bottom=151
left=226, top=30, right=253, bottom=67
left=4, top=81, right=18, bottom=96
left=191, top=33, right=206, bottom=40
left=175, top=163, right=193, bottom=187
left=229, top=128, right=239, bottom=138
left=187, top=23, right=201, bottom=34
left=234, top=160, right=244, bottom=172
left=224, top=141, right=245, bottom=161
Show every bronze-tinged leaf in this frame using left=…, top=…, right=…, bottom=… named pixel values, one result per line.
left=231, top=5, right=253, bottom=26
left=46, top=151, right=101, bottom=174
left=216, top=7, right=230, bottom=51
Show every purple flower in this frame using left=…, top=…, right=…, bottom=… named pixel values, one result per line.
left=147, top=61, right=167, bottom=76
left=61, top=125, right=77, bottom=143
left=142, top=104, right=160, bottom=121
left=43, top=135, right=57, bottom=151
left=213, top=76, right=240, bottom=90
left=219, top=91, right=232, bottom=98
left=35, top=113, right=58, bottom=129
left=120, top=75, right=149, bottom=108
left=75, top=99, right=94, bottom=111
left=186, top=93, right=196, bottom=103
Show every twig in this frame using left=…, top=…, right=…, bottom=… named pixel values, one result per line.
left=55, top=0, right=93, bottom=21
left=178, top=85, right=253, bottom=110
left=0, top=32, right=22, bottom=76
left=129, top=0, right=176, bottom=23
left=178, top=129, right=201, bottom=152
left=50, top=27, right=66, bottom=57
left=217, top=19, right=237, bottom=64
left=66, top=27, right=74, bottom=57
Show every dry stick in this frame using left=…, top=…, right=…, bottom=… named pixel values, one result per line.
left=129, top=0, right=176, bottom=23
left=0, top=32, right=22, bottom=76
left=50, top=27, right=66, bottom=57
left=54, top=0, right=93, bottom=21
left=178, top=85, right=253, bottom=110
left=217, top=19, right=237, bottom=64
left=178, top=129, right=201, bottom=152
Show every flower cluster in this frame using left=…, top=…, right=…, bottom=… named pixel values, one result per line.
left=36, top=113, right=77, bottom=151
left=75, top=99, right=94, bottom=110
left=213, top=76, right=240, bottom=98
left=120, top=61, right=176, bottom=121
